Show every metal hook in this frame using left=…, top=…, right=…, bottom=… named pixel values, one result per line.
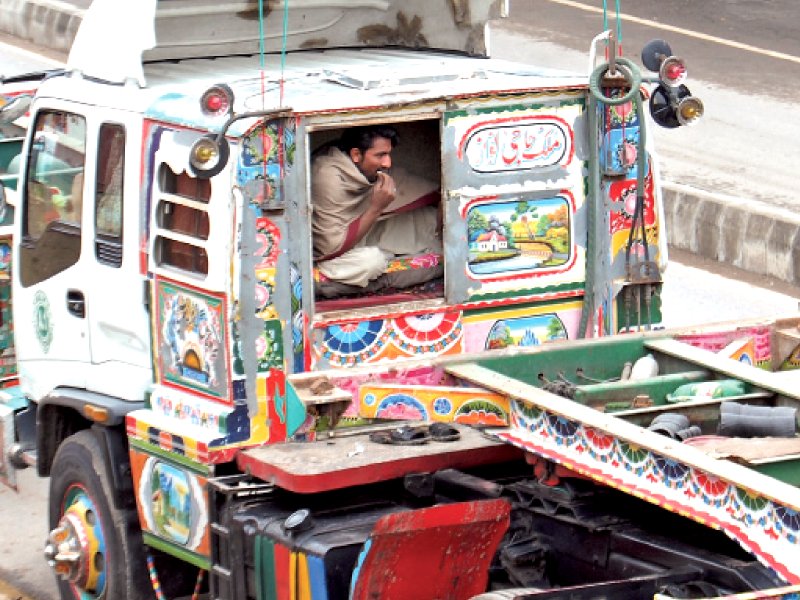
left=608, top=31, right=618, bottom=76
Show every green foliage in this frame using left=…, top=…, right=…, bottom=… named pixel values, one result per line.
left=468, top=210, right=489, bottom=238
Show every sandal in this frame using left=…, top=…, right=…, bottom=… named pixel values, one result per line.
left=429, top=422, right=461, bottom=442
left=369, top=425, right=431, bottom=446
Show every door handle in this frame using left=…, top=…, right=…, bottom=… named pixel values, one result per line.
left=67, top=290, right=85, bottom=318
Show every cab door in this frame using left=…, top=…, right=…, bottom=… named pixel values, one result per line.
left=13, top=102, right=151, bottom=402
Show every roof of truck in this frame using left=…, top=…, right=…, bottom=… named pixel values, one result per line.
left=40, top=0, right=588, bottom=135
left=69, top=0, right=511, bottom=75
left=35, top=48, right=587, bottom=135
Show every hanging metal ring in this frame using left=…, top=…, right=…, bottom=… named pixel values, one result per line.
left=589, top=57, right=642, bottom=105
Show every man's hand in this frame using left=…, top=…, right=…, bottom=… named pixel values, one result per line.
left=371, top=171, right=396, bottom=212
left=332, top=172, right=398, bottom=257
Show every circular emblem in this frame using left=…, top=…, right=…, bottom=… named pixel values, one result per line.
left=33, top=290, right=53, bottom=353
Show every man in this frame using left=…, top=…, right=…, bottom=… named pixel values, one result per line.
left=312, top=125, right=442, bottom=297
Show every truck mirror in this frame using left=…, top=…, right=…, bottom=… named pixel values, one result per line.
left=0, top=95, right=32, bottom=124
left=641, top=39, right=673, bottom=73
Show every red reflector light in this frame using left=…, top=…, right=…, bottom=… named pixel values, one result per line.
left=205, top=94, right=225, bottom=112
left=659, top=56, right=687, bottom=87
left=200, top=84, right=234, bottom=117
left=665, top=63, right=685, bottom=81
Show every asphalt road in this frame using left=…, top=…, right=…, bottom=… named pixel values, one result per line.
left=0, top=467, right=49, bottom=600
left=495, top=0, right=800, bottom=209
left=509, top=0, right=800, bottom=102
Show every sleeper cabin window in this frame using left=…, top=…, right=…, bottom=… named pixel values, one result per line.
left=153, top=166, right=211, bottom=276
left=310, top=119, right=444, bottom=310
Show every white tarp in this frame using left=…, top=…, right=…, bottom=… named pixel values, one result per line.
left=67, top=0, right=158, bottom=86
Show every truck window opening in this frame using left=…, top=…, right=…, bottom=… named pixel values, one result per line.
left=310, top=119, right=443, bottom=310
left=19, top=110, right=86, bottom=287
left=153, top=165, right=211, bottom=277
left=94, top=123, right=125, bottom=267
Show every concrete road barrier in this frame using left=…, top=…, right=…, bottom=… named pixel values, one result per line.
left=662, top=183, right=800, bottom=287
left=0, top=0, right=83, bottom=54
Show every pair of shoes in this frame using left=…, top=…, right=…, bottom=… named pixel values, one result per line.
left=369, top=425, right=430, bottom=446
left=429, top=422, right=460, bottom=442
left=368, top=423, right=462, bottom=446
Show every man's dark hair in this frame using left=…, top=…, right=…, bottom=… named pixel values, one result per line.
left=337, top=125, right=399, bottom=154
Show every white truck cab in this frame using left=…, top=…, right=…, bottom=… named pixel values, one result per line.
left=0, top=2, right=705, bottom=598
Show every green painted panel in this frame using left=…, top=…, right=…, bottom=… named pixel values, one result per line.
left=477, top=335, right=652, bottom=386
left=574, top=370, right=712, bottom=408
left=445, top=96, right=585, bottom=123
left=0, top=138, right=22, bottom=191
left=128, top=438, right=210, bottom=475
left=142, top=531, right=210, bottom=570
left=752, top=460, right=800, bottom=486
left=464, top=283, right=584, bottom=312
left=257, top=535, right=277, bottom=600
left=616, top=283, right=664, bottom=333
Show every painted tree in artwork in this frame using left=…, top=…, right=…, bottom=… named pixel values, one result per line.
left=468, top=209, right=489, bottom=240
left=512, top=201, right=539, bottom=239
left=551, top=204, right=569, bottom=227
left=546, top=317, right=566, bottom=340
left=536, top=214, right=552, bottom=237
left=519, top=214, right=535, bottom=239
left=487, top=320, right=514, bottom=349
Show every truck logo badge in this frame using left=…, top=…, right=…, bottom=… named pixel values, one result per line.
left=33, top=291, right=53, bottom=354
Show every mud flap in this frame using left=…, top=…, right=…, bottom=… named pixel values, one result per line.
left=0, top=401, right=16, bottom=489
left=0, top=386, right=28, bottom=490
left=349, top=498, right=510, bottom=600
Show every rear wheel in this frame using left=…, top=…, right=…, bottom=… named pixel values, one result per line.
left=46, top=429, right=152, bottom=600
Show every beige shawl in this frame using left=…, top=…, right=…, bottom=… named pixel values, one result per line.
left=311, top=146, right=439, bottom=259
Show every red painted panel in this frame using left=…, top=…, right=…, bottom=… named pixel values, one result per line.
left=351, top=499, right=510, bottom=600
left=272, top=543, right=291, bottom=600
left=237, top=428, right=524, bottom=494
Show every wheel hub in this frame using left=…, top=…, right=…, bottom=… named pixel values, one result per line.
left=44, top=492, right=106, bottom=595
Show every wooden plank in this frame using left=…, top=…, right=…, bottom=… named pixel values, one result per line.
left=237, top=425, right=522, bottom=494
left=686, top=436, right=800, bottom=462
left=646, top=337, right=800, bottom=396
left=445, top=361, right=800, bottom=510
left=776, top=326, right=800, bottom=366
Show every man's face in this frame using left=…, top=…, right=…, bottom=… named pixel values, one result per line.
left=350, top=137, right=393, bottom=182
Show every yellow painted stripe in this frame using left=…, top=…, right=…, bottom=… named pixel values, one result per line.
left=289, top=552, right=297, bottom=600
left=462, top=300, right=582, bottom=323
left=297, top=554, right=311, bottom=600
left=544, top=0, right=800, bottom=65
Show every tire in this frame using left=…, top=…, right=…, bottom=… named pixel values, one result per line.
left=48, top=429, right=153, bottom=600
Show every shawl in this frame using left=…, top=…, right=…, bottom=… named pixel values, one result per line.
left=311, top=146, right=439, bottom=260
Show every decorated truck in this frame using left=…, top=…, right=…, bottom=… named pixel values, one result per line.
left=19, top=1, right=800, bottom=599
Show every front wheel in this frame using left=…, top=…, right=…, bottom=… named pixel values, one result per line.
left=46, top=429, right=152, bottom=600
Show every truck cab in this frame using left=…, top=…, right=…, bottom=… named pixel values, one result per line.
left=10, top=0, right=670, bottom=397
left=0, top=1, right=706, bottom=598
